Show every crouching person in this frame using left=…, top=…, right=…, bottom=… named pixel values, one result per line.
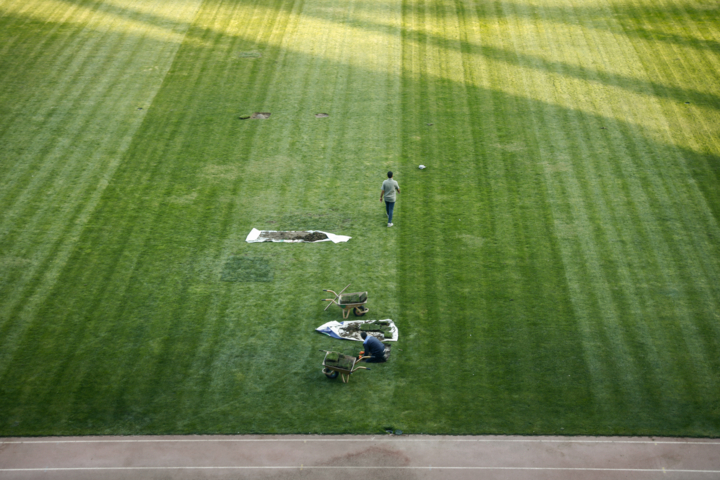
left=359, top=331, right=387, bottom=363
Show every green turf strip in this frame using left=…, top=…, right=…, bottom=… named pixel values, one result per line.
left=0, top=0, right=719, bottom=436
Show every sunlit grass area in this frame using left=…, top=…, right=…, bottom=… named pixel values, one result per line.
left=0, top=0, right=719, bottom=436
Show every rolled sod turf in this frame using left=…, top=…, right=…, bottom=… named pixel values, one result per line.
left=0, top=0, right=719, bottom=436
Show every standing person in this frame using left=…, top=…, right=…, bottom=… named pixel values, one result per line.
left=380, top=171, right=400, bottom=227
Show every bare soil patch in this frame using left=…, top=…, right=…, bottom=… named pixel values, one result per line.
left=315, top=113, right=329, bottom=118
left=262, top=231, right=328, bottom=242
left=252, top=112, right=271, bottom=119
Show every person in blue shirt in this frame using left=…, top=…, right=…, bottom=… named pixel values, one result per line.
left=359, top=331, right=387, bottom=363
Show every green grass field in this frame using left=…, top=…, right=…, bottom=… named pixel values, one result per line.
left=1, top=0, right=719, bottom=436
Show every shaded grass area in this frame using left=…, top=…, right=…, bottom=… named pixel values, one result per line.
left=0, top=0, right=719, bottom=436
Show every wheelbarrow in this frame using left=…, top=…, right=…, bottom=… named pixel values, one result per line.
left=322, top=284, right=369, bottom=319
left=320, top=350, right=371, bottom=383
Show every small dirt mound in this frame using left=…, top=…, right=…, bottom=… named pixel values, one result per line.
left=305, top=231, right=329, bottom=242
left=315, top=113, right=329, bottom=118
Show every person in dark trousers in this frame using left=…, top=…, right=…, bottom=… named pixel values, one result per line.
left=359, top=331, right=387, bottom=363
left=380, top=171, right=400, bottom=227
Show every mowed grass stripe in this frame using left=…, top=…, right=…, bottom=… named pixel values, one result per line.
left=487, top=0, right=596, bottom=425
left=605, top=0, right=720, bottom=384
left=221, top=0, right=404, bottom=430
left=161, top=0, right=294, bottom=430
left=611, top=0, right=720, bottom=220
left=396, top=0, right=589, bottom=432
left=456, top=0, right=533, bottom=422
left=532, top=0, right=666, bottom=415
left=513, top=0, right=719, bottom=429
left=0, top=0, right=109, bottom=204
left=186, top=0, right=404, bottom=431
left=399, top=0, right=453, bottom=425
left=617, top=0, right=720, bottom=226
left=461, top=1, right=542, bottom=428
left=401, top=0, right=484, bottom=428
left=580, top=0, right=720, bottom=404
left=0, top=2, right=203, bottom=368
left=480, top=3, right=607, bottom=424
left=592, top=0, right=707, bottom=422
left=0, top=0, right=204, bottom=400
left=2, top=0, right=406, bottom=434
left=164, top=0, right=315, bottom=430
left=436, top=0, right=506, bottom=417
left=486, top=1, right=575, bottom=419
left=46, top=0, right=264, bottom=430
left=599, top=0, right=720, bottom=346
left=0, top=0, right=195, bottom=195
left=0, top=0, right=203, bottom=260
left=584, top=0, right=714, bottom=382
left=0, top=0, right=79, bottom=64
left=556, top=0, right=697, bottom=405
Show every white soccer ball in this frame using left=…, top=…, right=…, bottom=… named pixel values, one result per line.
left=419, top=165, right=426, bottom=169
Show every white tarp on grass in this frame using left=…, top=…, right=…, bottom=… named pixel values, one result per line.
left=245, top=228, right=351, bottom=243
left=316, top=319, right=398, bottom=342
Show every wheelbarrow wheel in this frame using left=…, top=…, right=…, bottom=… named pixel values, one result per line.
left=323, top=368, right=339, bottom=379
left=354, top=306, right=368, bottom=317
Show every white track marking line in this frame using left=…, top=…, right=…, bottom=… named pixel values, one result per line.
left=3, top=438, right=720, bottom=445
left=1, top=466, right=720, bottom=473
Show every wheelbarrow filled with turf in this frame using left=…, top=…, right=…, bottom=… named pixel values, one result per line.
left=322, top=284, right=369, bottom=319
left=320, top=350, right=370, bottom=383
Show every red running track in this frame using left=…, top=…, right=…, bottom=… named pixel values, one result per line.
left=1, top=435, right=719, bottom=479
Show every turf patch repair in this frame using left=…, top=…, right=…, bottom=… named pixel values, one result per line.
left=220, top=257, right=273, bottom=282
